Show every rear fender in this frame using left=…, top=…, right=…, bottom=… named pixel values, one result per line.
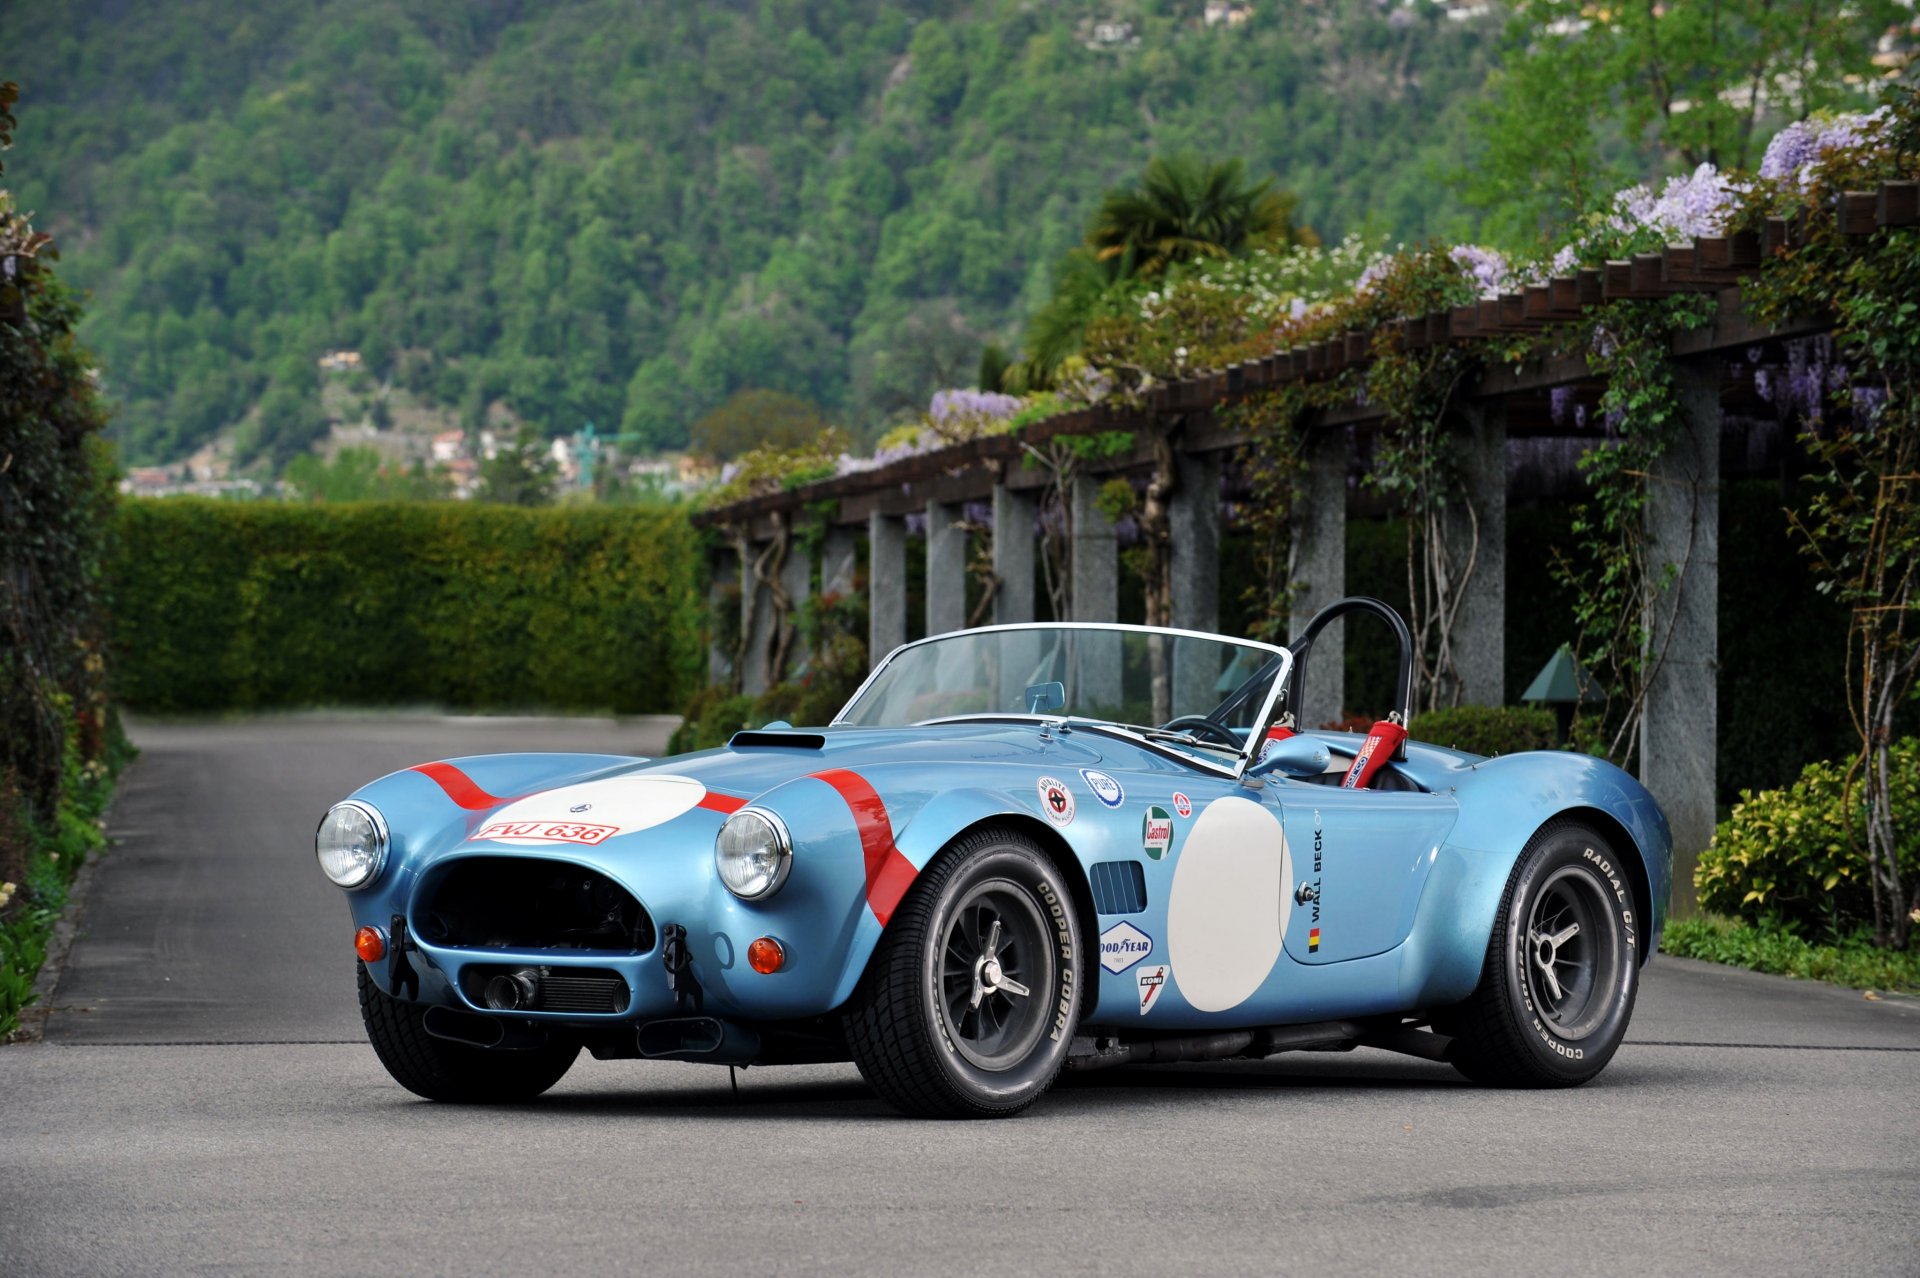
left=1396, top=752, right=1672, bottom=1008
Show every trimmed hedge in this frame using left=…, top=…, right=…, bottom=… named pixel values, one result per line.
left=1410, top=704, right=1558, bottom=756
left=1695, top=737, right=1920, bottom=938
left=110, top=501, right=704, bottom=714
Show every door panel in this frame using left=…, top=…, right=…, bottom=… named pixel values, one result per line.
left=1273, top=783, right=1458, bottom=964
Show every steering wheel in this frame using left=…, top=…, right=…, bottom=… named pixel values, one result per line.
left=1157, top=714, right=1241, bottom=748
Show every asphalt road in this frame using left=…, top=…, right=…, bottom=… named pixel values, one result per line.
left=3, top=715, right=1917, bottom=1276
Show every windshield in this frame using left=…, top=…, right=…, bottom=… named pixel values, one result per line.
left=835, top=625, right=1290, bottom=765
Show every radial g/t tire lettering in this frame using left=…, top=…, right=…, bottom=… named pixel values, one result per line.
left=1446, top=818, right=1640, bottom=1087
left=356, top=963, right=579, bottom=1102
left=844, top=826, right=1082, bottom=1119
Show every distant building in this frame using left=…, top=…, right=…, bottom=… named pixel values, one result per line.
left=431, top=430, right=467, bottom=463
left=1203, top=2, right=1252, bottom=28
left=317, top=349, right=363, bottom=373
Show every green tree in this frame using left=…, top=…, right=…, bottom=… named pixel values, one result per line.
left=1467, top=0, right=1901, bottom=242
left=1087, top=154, right=1314, bottom=282
left=689, top=389, right=833, bottom=462
left=477, top=427, right=556, bottom=506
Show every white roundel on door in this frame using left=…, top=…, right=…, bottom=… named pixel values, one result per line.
left=468, top=774, right=708, bottom=847
left=1166, top=796, right=1293, bottom=1012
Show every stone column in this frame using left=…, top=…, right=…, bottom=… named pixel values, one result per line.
left=991, top=483, right=1036, bottom=625
left=1070, top=473, right=1122, bottom=712
left=740, top=540, right=776, bottom=697
left=1069, top=474, right=1119, bottom=623
left=868, top=511, right=907, bottom=667
left=1288, top=427, right=1348, bottom=728
left=708, top=544, right=738, bottom=689
left=1449, top=400, right=1507, bottom=706
left=821, top=526, right=858, bottom=599
left=778, top=532, right=812, bottom=678
left=1641, top=358, right=1721, bottom=918
left=1169, top=451, right=1223, bottom=714
left=925, top=501, right=968, bottom=636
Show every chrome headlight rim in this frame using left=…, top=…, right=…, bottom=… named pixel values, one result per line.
left=315, top=799, right=390, bottom=890
left=714, top=806, right=793, bottom=900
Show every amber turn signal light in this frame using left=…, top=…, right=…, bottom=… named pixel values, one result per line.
left=747, top=936, right=785, bottom=974
left=355, top=925, right=386, bottom=963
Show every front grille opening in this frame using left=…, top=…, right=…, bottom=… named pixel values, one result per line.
left=459, top=964, right=631, bottom=1014
left=418, top=857, right=655, bottom=953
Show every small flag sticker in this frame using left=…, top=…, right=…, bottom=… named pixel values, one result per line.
left=1308, top=927, right=1321, bottom=953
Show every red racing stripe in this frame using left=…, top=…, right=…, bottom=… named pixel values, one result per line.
left=696, top=791, right=748, bottom=815
left=810, top=769, right=916, bottom=926
left=410, top=761, right=511, bottom=810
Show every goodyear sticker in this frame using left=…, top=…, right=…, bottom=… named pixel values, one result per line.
left=1099, top=921, right=1153, bottom=974
left=1037, top=776, right=1076, bottom=826
left=1142, top=805, right=1173, bottom=859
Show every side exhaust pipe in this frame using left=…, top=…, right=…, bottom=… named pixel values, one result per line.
left=636, top=1016, right=761, bottom=1065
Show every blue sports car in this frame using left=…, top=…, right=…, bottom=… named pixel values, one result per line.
left=317, top=598, right=1670, bottom=1118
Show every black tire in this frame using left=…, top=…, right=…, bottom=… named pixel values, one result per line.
left=1446, top=818, right=1640, bottom=1087
left=356, top=963, right=579, bottom=1103
left=844, top=826, right=1082, bottom=1119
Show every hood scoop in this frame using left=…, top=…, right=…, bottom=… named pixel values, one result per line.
left=728, top=729, right=827, bottom=750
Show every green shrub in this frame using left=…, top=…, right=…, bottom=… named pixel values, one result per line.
left=1696, top=737, right=1920, bottom=937
left=1409, top=704, right=1558, bottom=756
left=1662, top=915, right=1920, bottom=992
left=109, top=501, right=704, bottom=714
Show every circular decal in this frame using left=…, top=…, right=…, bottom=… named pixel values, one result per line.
left=469, top=774, right=707, bottom=847
left=1171, top=792, right=1192, bottom=818
left=1080, top=769, right=1125, bottom=808
left=1165, top=796, right=1292, bottom=1012
left=1036, top=775, right=1076, bottom=826
left=1142, top=806, right=1174, bottom=859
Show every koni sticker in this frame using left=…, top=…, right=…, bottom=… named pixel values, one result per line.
left=1142, top=806, right=1173, bottom=858
left=1037, top=776, right=1076, bottom=826
left=1099, top=921, right=1153, bottom=974
left=1171, top=792, right=1192, bottom=818
left=1137, top=964, right=1169, bottom=1014
left=1080, top=769, right=1125, bottom=808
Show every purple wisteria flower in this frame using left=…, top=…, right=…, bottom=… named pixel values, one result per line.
left=1760, top=109, right=1888, bottom=190
left=1551, top=386, right=1573, bottom=427
left=929, top=388, right=1022, bottom=427
left=1609, top=163, right=1746, bottom=240
left=1450, top=244, right=1511, bottom=299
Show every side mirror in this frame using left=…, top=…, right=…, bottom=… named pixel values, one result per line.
left=1024, top=681, right=1066, bottom=714
left=1247, top=734, right=1331, bottom=780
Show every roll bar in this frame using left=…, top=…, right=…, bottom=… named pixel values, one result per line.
left=1279, top=596, right=1414, bottom=760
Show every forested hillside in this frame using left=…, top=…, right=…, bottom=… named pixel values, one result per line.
left=6, top=0, right=1501, bottom=466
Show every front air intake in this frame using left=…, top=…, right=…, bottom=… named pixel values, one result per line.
left=417, top=857, right=654, bottom=953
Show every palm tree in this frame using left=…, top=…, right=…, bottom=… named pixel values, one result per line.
left=1086, top=154, right=1311, bottom=281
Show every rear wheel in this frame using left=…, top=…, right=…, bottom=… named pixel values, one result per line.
left=1446, top=819, right=1640, bottom=1087
left=357, top=963, right=579, bottom=1102
left=844, top=826, right=1082, bottom=1118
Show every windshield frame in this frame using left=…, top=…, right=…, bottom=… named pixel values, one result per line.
left=831, top=622, right=1294, bottom=780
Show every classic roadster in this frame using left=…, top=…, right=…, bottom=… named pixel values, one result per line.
left=317, top=598, right=1670, bottom=1118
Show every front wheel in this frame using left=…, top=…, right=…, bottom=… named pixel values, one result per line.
left=844, top=826, right=1082, bottom=1118
left=1445, top=819, right=1640, bottom=1087
left=357, top=963, right=579, bottom=1102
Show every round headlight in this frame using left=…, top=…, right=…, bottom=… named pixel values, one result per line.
left=316, top=801, right=389, bottom=889
left=715, top=808, right=792, bottom=900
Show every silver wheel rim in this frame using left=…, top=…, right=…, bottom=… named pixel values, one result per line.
left=935, top=878, right=1055, bottom=1071
left=1523, top=865, right=1621, bottom=1041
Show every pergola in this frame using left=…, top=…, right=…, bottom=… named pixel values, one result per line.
left=693, top=181, right=1919, bottom=911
